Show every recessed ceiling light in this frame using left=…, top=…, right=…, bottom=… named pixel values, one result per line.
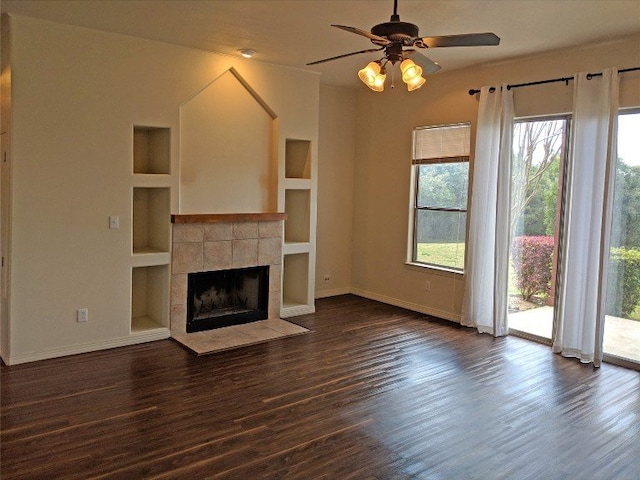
left=238, top=49, right=256, bottom=59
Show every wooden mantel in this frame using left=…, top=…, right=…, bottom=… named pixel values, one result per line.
left=171, top=213, right=287, bottom=224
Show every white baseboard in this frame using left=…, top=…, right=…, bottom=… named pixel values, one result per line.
left=3, top=328, right=170, bottom=365
left=315, top=287, right=351, bottom=299
left=2, top=290, right=458, bottom=365
left=349, top=287, right=461, bottom=323
left=280, top=304, right=316, bottom=318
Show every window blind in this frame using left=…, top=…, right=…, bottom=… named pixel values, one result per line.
left=413, top=123, right=470, bottom=164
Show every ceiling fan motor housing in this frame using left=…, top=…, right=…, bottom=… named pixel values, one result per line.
left=371, top=20, right=419, bottom=45
left=385, top=44, right=404, bottom=64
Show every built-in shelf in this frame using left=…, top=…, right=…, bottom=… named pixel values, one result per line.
left=280, top=137, right=316, bottom=317
left=282, top=253, right=309, bottom=308
left=282, top=178, right=312, bottom=190
left=285, top=139, right=311, bottom=179
left=133, top=126, right=170, bottom=175
left=284, top=189, right=310, bottom=243
left=131, top=264, right=169, bottom=332
left=283, top=242, right=310, bottom=255
left=131, top=125, right=172, bottom=337
left=131, top=316, right=168, bottom=335
left=132, top=173, right=172, bottom=188
left=131, top=251, right=171, bottom=268
left=133, top=187, right=170, bottom=255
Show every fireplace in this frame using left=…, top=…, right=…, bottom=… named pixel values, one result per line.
left=170, top=214, right=285, bottom=339
left=187, top=266, right=269, bottom=333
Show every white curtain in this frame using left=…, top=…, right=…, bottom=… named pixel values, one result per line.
left=462, top=85, right=514, bottom=336
left=553, top=68, right=619, bottom=366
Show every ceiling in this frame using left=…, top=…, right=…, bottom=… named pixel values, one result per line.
left=2, top=0, right=640, bottom=88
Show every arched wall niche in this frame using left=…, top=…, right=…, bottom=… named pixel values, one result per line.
left=179, top=67, right=278, bottom=214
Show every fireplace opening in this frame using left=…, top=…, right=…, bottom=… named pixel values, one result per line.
left=187, top=266, right=269, bottom=333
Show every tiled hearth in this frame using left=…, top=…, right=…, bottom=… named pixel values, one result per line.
left=170, top=213, right=308, bottom=354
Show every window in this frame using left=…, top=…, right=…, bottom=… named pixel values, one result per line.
left=409, top=123, right=470, bottom=271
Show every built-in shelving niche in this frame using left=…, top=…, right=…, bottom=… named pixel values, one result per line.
left=131, top=265, right=169, bottom=332
left=282, top=253, right=310, bottom=309
left=131, top=125, right=171, bottom=338
left=285, top=139, right=311, bottom=179
left=284, top=189, right=311, bottom=244
left=133, top=126, right=170, bottom=175
left=132, top=187, right=170, bottom=254
left=281, top=137, right=315, bottom=317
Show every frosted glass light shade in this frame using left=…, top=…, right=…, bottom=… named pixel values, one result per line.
left=358, top=62, right=386, bottom=92
left=401, top=59, right=422, bottom=82
left=401, top=59, right=426, bottom=91
left=406, top=75, right=426, bottom=91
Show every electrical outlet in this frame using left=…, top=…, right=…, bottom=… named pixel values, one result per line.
left=77, top=308, right=88, bottom=323
left=323, top=274, right=331, bottom=282
left=424, top=281, right=432, bottom=292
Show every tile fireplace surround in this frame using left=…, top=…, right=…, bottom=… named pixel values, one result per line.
left=170, top=213, right=297, bottom=353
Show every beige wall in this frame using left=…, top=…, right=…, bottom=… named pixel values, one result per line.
left=179, top=70, right=276, bottom=214
left=350, top=34, right=640, bottom=321
left=1, top=15, right=319, bottom=363
left=1, top=15, right=12, bottom=357
left=315, top=84, right=356, bottom=298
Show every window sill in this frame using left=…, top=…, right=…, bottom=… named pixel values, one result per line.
left=405, top=262, right=463, bottom=278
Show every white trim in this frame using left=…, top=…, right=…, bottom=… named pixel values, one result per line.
left=315, top=287, right=351, bottom=299
left=280, top=304, right=315, bottom=318
left=405, top=262, right=463, bottom=277
left=3, top=329, right=170, bottom=365
left=349, top=288, right=461, bottom=323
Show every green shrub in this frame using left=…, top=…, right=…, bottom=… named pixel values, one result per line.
left=511, top=236, right=554, bottom=301
left=606, top=247, right=640, bottom=318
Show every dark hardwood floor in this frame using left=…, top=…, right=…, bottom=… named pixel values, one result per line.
left=2, top=295, right=639, bottom=479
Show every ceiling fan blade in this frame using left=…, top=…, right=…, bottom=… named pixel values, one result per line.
left=331, top=24, right=390, bottom=45
left=405, top=50, right=441, bottom=74
left=307, top=47, right=385, bottom=66
left=420, top=33, right=500, bottom=48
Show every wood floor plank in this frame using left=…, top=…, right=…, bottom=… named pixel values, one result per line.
left=2, top=294, right=639, bottom=479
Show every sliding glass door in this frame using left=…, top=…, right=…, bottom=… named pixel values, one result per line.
left=508, top=117, right=568, bottom=341
left=507, top=112, right=640, bottom=365
left=603, top=111, right=640, bottom=363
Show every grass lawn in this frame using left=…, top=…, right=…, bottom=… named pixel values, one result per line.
left=416, top=242, right=465, bottom=270
left=417, top=243, right=640, bottom=321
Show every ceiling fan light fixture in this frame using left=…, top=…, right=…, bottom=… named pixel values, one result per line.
left=307, top=0, right=500, bottom=90
left=370, top=72, right=387, bottom=92
left=400, top=59, right=422, bottom=82
left=358, top=61, right=386, bottom=91
left=400, top=59, right=425, bottom=91
left=405, top=75, right=426, bottom=91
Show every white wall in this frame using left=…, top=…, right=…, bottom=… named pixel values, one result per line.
left=1, top=15, right=319, bottom=364
left=350, top=35, right=640, bottom=322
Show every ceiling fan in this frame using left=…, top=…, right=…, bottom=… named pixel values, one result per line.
left=307, top=0, right=500, bottom=91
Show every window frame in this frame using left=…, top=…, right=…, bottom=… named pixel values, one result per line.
left=407, top=123, right=471, bottom=273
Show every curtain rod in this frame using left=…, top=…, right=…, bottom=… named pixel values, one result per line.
left=467, top=66, right=640, bottom=96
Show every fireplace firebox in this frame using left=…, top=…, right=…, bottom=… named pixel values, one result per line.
left=187, top=266, right=269, bottom=333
